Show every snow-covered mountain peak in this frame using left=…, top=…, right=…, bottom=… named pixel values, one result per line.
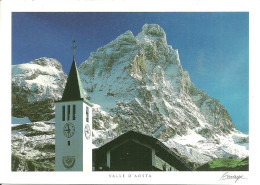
left=136, top=24, right=167, bottom=45
left=12, top=57, right=67, bottom=122
left=114, top=30, right=136, bottom=44
left=140, top=24, right=166, bottom=38
left=11, top=24, right=248, bottom=166
left=78, top=24, right=247, bottom=164
left=29, top=57, right=63, bottom=71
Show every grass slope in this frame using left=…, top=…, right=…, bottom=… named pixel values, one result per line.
left=196, top=157, right=249, bottom=171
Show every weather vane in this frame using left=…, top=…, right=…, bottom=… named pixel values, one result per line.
left=72, top=40, right=77, bottom=60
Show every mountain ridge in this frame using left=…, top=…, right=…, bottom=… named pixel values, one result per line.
left=12, top=57, right=67, bottom=121
left=11, top=24, right=248, bottom=166
left=77, top=24, right=247, bottom=164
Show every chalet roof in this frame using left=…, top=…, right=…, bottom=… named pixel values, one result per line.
left=61, top=60, right=85, bottom=102
left=94, top=130, right=193, bottom=171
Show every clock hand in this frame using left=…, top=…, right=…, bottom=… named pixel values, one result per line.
left=67, top=125, right=70, bottom=133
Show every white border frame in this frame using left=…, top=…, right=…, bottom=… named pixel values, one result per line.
left=1, top=0, right=259, bottom=184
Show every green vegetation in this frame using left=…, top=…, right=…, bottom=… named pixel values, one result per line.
left=196, top=157, right=249, bottom=171
left=208, top=158, right=248, bottom=168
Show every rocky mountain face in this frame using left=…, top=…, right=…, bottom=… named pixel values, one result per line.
left=79, top=24, right=248, bottom=164
left=12, top=57, right=67, bottom=122
left=11, top=24, right=248, bottom=168
left=12, top=121, right=55, bottom=171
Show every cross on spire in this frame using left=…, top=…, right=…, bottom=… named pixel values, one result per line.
left=72, top=40, right=77, bottom=60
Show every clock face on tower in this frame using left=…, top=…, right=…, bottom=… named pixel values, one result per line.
left=63, top=122, right=75, bottom=138
left=84, top=124, right=91, bottom=140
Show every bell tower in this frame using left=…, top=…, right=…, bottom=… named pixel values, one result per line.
left=55, top=41, right=92, bottom=171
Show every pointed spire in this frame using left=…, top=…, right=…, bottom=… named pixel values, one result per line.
left=61, top=41, right=85, bottom=101
left=72, top=40, right=77, bottom=61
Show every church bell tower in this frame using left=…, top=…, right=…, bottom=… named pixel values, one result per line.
left=55, top=41, right=92, bottom=171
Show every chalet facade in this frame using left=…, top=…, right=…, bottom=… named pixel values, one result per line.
left=93, top=131, right=193, bottom=171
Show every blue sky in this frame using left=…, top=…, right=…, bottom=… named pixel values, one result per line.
left=12, top=12, right=249, bottom=133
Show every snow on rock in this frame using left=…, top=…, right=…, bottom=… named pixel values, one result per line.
left=31, top=122, right=54, bottom=132
left=12, top=122, right=55, bottom=165
left=12, top=57, right=66, bottom=103
left=11, top=24, right=248, bottom=166
left=78, top=24, right=248, bottom=164
left=12, top=57, right=67, bottom=122
left=164, top=129, right=248, bottom=164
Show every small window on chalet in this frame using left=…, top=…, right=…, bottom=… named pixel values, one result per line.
left=62, top=105, right=65, bottom=121
left=68, top=141, right=70, bottom=146
left=73, top=105, right=76, bottom=120
left=67, top=105, right=70, bottom=120
left=86, top=106, right=89, bottom=123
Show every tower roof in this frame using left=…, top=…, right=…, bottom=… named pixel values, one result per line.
left=61, top=59, right=85, bottom=101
